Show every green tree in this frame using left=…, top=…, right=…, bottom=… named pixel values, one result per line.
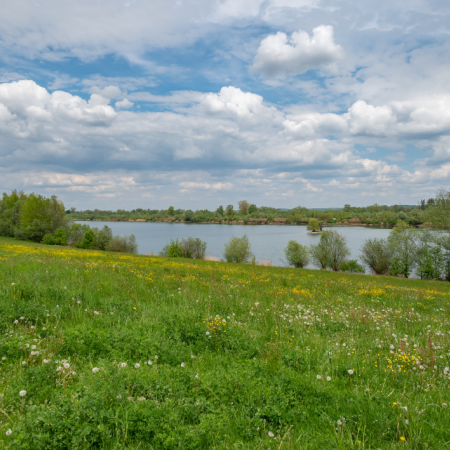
left=387, top=220, right=418, bottom=278
left=216, top=205, right=224, bottom=215
left=184, top=210, right=194, bottom=222
left=223, top=235, right=253, bottom=263
left=21, top=193, right=66, bottom=241
left=307, top=218, right=321, bottom=232
left=284, top=241, right=310, bottom=268
left=360, top=238, right=392, bottom=274
left=225, top=205, right=234, bottom=216
left=248, top=204, right=257, bottom=214
left=167, top=206, right=175, bottom=216
left=324, top=231, right=350, bottom=271
left=238, top=200, right=250, bottom=215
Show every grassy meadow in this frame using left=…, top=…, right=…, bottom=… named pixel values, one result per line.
left=0, top=236, right=449, bottom=449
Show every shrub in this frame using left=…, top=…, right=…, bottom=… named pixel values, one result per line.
left=340, top=260, right=365, bottom=273
left=162, top=239, right=183, bottom=257
left=67, top=223, right=90, bottom=246
left=223, top=235, right=253, bottom=263
left=416, top=244, right=444, bottom=280
left=360, top=238, right=392, bottom=274
left=25, top=219, right=51, bottom=242
left=284, top=240, right=310, bottom=268
left=42, top=233, right=55, bottom=245
left=181, top=237, right=207, bottom=259
left=53, top=228, right=67, bottom=245
left=94, top=225, right=113, bottom=250
left=310, top=241, right=328, bottom=269
left=106, top=235, right=138, bottom=254
left=76, top=229, right=96, bottom=249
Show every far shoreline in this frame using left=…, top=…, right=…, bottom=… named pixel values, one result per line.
left=73, top=219, right=396, bottom=229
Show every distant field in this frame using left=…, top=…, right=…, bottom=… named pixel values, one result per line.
left=0, top=236, right=449, bottom=449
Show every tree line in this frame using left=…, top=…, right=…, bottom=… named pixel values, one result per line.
left=68, top=198, right=436, bottom=227
left=0, top=191, right=137, bottom=253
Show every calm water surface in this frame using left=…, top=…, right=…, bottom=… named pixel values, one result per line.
left=89, top=222, right=391, bottom=267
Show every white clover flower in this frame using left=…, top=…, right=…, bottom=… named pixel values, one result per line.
left=19, top=390, right=26, bottom=397
left=11, top=283, right=15, bottom=286
left=316, top=375, right=322, bottom=380
left=6, top=429, right=12, bottom=436
left=43, top=359, right=50, bottom=364
left=390, top=345, right=394, bottom=350
left=337, top=420, right=342, bottom=426
left=268, top=431, right=274, bottom=437
left=94, top=311, right=99, bottom=315
left=92, top=367, right=99, bottom=373
left=63, top=363, right=70, bottom=369
left=117, top=394, right=122, bottom=399
left=195, top=373, right=199, bottom=379
left=120, top=362, right=127, bottom=368
left=13, top=320, right=18, bottom=324
left=348, top=369, right=354, bottom=375
left=191, top=355, right=195, bottom=359
left=42, top=327, right=46, bottom=330
left=326, top=376, right=331, bottom=381
left=56, top=366, right=63, bottom=372
left=155, top=355, right=158, bottom=360
left=148, top=360, right=152, bottom=365
left=31, top=345, right=36, bottom=350
left=19, top=317, right=24, bottom=320
left=2, top=356, right=6, bottom=361
left=72, top=371, right=76, bottom=376
left=135, top=363, right=140, bottom=369
left=206, top=331, right=210, bottom=336
left=181, top=363, right=185, bottom=368
left=21, top=361, right=26, bottom=365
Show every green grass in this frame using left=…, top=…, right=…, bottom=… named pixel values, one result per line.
left=0, top=236, right=449, bottom=449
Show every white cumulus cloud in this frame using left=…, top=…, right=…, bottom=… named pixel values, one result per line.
left=251, top=25, right=344, bottom=78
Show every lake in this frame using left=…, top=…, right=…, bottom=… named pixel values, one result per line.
left=87, top=222, right=391, bottom=267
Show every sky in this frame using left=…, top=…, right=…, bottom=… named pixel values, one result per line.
left=1, top=0, right=450, bottom=210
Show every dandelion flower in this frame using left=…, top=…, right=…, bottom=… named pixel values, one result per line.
left=348, top=369, right=354, bottom=375
left=135, top=363, right=140, bottom=369
left=206, top=331, right=210, bottom=336
left=2, top=356, right=6, bottom=360
left=400, top=437, right=405, bottom=441
left=316, top=375, right=322, bottom=380
left=63, top=363, right=70, bottom=369
left=6, top=429, right=12, bottom=436
left=155, top=355, right=158, bottom=360
left=21, top=361, right=26, bottom=365
left=72, top=371, right=76, bottom=376
left=181, top=363, right=185, bottom=368
left=268, top=431, right=274, bottom=437
left=120, top=362, right=127, bottom=368
left=19, top=390, right=26, bottom=397
left=31, top=345, right=36, bottom=350
left=148, top=360, right=152, bottom=365
left=92, top=367, right=99, bottom=373
left=326, top=376, right=331, bottom=381
left=337, top=420, right=342, bottom=426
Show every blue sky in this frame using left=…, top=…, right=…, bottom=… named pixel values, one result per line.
left=1, top=0, right=450, bottom=210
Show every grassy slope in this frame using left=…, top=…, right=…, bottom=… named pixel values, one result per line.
left=0, top=236, right=449, bottom=449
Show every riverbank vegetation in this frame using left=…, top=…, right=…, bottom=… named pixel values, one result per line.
left=0, top=237, right=449, bottom=448
left=66, top=197, right=440, bottom=227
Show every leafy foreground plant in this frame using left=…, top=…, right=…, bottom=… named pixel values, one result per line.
left=0, top=237, right=450, bottom=449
